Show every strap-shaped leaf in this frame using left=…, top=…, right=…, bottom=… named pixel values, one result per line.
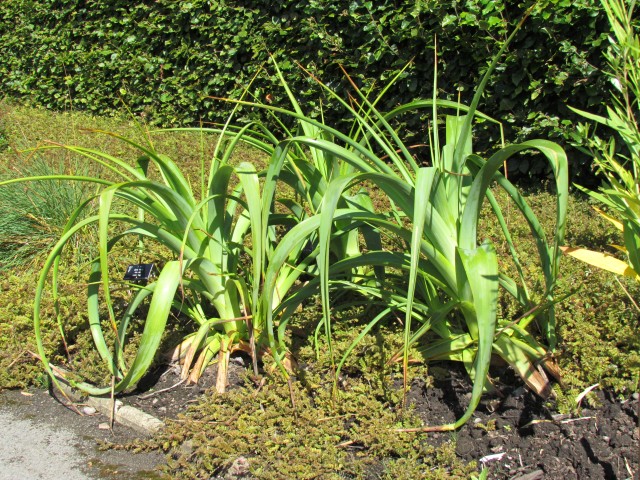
left=114, top=260, right=183, bottom=391
left=402, top=168, right=432, bottom=396
left=452, top=242, right=499, bottom=430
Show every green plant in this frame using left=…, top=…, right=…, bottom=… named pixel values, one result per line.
left=0, top=16, right=569, bottom=433
left=564, top=0, right=640, bottom=285
left=235, top=20, right=568, bottom=429
left=471, top=467, right=490, bottom=480
left=0, top=111, right=315, bottom=395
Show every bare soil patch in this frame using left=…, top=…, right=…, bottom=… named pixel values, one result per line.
left=411, top=365, right=639, bottom=479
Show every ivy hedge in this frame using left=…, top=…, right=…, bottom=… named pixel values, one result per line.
left=0, top=0, right=608, bottom=179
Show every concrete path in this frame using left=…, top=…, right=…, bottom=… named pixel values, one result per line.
left=0, top=389, right=165, bottom=479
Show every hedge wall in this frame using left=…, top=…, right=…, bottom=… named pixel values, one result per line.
left=0, top=0, right=609, bottom=179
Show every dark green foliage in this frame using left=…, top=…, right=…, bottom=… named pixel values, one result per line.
left=0, top=1, right=609, bottom=179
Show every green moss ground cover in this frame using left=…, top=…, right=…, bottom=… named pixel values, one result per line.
left=0, top=103, right=638, bottom=478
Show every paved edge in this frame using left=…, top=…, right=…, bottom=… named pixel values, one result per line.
left=57, top=382, right=165, bottom=435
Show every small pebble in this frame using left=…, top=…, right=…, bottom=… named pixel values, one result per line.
left=82, top=406, right=97, bottom=415
left=231, top=356, right=245, bottom=366
left=227, top=456, right=250, bottom=476
left=632, top=392, right=639, bottom=401
left=180, top=440, right=194, bottom=456
left=98, top=423, right=110, bottom=430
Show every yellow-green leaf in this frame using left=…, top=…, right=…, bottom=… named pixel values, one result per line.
left=560, top=246, right=638, bottom=279
left=593, top=206, right=624, bottom=231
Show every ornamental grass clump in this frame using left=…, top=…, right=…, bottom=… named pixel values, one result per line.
left=0, top=156, right=96, bottom=271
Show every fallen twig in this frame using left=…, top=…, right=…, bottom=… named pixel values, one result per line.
left=7, top=350, right=27, bottom=369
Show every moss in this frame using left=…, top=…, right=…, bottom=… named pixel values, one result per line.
left=122, top=305, right=478, bottom=479
left=0, top=272, right=65, bottom=389
left=555, top=273, right=640, bottom=395
left=143, top=375, right=476, bottom=479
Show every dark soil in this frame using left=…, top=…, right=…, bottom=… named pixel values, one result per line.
left=122, top=356, right=250, bottom=420
left=410, top=366, right=639, bottom=480
left=122, top=359, right=639, bottom=480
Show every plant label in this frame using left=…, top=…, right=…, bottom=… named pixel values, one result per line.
left=123, top=263, right=156, bottom=285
